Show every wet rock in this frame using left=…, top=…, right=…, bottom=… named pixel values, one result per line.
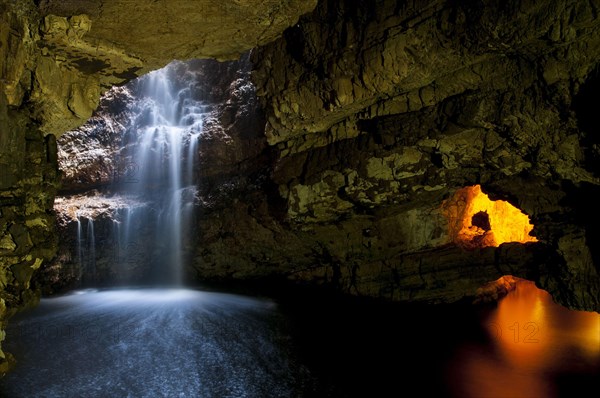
left=0, top=0, right=314, bottom=371
left=3, top=0, right=600, bottom=374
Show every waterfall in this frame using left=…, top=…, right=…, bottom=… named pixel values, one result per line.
left=86, top=218, right=96, bottom=282
left=75, top=215, right=97, bottom=285
left=76, top=215, right=82, bottom=279
left=114, top=62, right=202, bottom=285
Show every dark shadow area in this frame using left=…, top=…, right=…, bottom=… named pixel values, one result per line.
left=573, top=65, right=600, bottom=176
left=472, top=210, right=491, bottom=231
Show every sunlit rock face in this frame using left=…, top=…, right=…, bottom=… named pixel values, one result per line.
left=442, top=185, right=537, bottom=249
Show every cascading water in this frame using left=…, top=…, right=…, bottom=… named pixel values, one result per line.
left=76, top=215, right=82, bottom=273
left=75, top=215, right=96, bottom=283
left=86, top=218, right=96, bottom=282
left=113, top=62, right=202, bottom=285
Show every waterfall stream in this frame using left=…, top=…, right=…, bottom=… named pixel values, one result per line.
left=86, top=218, right=95, bottom=282
left=112, top=63, right=202, bottom=285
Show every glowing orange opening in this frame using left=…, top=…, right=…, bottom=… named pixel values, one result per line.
left=443, top=185, right=537, bottom=248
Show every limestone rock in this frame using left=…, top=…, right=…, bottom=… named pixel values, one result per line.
left=3, top=0, right=600, bottom=375
left=0, top=0, right=317, bottom=371
left=250, top=0, right=600, bottom=312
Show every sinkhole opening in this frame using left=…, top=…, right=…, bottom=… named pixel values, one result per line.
left=443, top=185, right=538, bottom=249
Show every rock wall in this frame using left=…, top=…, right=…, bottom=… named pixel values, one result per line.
left=0, top=108, right=59, bottom=373
left=44, top=0, right=600, bottom=315
left=0, top=0, right=314, bottom=373
left=0, top=3, right=59, bottom=372
left=2, top=0, right=600, bottom=375
left=248, top=0, right=600, bottom=310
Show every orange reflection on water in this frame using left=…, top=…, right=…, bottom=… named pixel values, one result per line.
left=454, top=278, right=600, bottom=398
left=456, top=344, right=552, bottom=398
left=488, top=279, right=547, bottom=368
left=490, top=279, right=600, bottom=363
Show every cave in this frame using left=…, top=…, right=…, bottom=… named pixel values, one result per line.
left=443, top=184, right=538, bottom=249
left=1, top=0, right=599, bottom=396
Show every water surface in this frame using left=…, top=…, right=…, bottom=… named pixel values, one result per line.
left=1, top=289, right=309, bottom=397
left=1, top=282, right=598, bottom=397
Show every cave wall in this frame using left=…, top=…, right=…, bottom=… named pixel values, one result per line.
left=2, top=0, right=600, bottom=374
left=0, top=85, right=59, bottom=373
left=0, top=0, right=315, bottom=372
left=0, top=3, right=59, bottom=372
left=45, top=55, right=548, bottom=310
left=30, top=0, right=600, bottom=312
left=245, top=0, right=600, bottom=311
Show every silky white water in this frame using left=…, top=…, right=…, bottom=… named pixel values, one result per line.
left=111, top=63, right=202, bottom=285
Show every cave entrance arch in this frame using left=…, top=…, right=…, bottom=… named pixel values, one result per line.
left=442, top=185, right=537, bottom=249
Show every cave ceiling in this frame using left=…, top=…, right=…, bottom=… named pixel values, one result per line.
left=2, top=0, right=317, bottom=135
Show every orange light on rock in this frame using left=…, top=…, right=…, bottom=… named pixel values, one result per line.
left=443, top=185, right=537, bottom=248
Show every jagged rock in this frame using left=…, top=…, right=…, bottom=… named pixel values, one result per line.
left=2, top=0, right=600, bottom=376
left=0, top=85, right=58, bottom=366
left=57, top=87, right=134, bottom=193
left=250, top=0, right=600, bottom=311
left=252, top=0, right=600, bottom=151
left=0, top=0, right=313, bottom=373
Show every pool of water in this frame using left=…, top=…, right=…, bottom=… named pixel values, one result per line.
left=1, top=289, right=310, bottom=397
left=1, top=281, right=598, bottom=397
